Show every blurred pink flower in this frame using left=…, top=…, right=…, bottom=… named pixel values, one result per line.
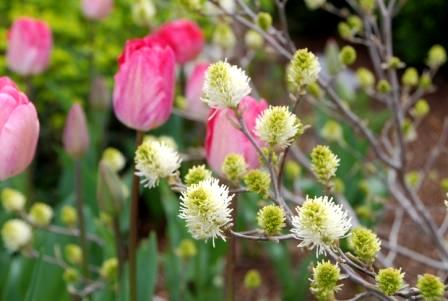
left=81, top=0, right=113, bottom=21
left=113, top=40, right=176, bottom=131
left=6, top=17, right=52, bottom=76
left=185, top=62, right=210, bottom=121
left=205, top=96, right=268, bottom=174
left=63, top=103, right=90, bottom=158
left=0, top=77, right=40, bottom=181
left=154, top=19, right=204, bottom=64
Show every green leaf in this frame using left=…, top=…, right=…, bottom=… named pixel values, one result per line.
left=137, top=233, right=158, bottom=301
left=24, top=252, right=43, bottom=301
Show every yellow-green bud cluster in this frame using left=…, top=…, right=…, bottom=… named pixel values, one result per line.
left=222, top=154, right=247, bottom=182
left=416, top=274, right=445, bottom=301
left=213, top=22, right=236, bottom=50
left=411, top=99, right=430, bottom=118
left=101, top=147, right=126, bottom=173
left=244, top=169, right=271, bottom=198
left=349, top=227, right=381, bottom=264
left=377, top=79, right=391, bottom=94
left=63, top=268, right=80, bottom=284
left=376, top=267, right=404, bottom=296
left=185, top=165, right=212, bottom=186
left=310, top=261, right=341, bottom=301
left=402, top=67, right=419, bottom=87
left=245, top=30, right=263, bottom=50
left=60, top=205, right=78, bottom=228
left=339, top=46, right=357, bottom=65
left=29, top=202, right=53, bottom=227
left=256, top=12, right=272, bottom=31
left=310, top=145, right=340, bottom=185
left=427, top=45, right=447, bottom=69
left=100, top=258, right=118, bottom=282
left=356, top=68, right=375, bottom=89
left=338, top=16, right=362, bottom=40
left=320, top=120, right=343, bottom=143
left=244, top=269, right=262, bottom=289
left=176, top=239, right=197, bottom=259
left=65, top=244, right=83, bottom=265
left=257, top=205, right=285, bottom=236
left=1, top=188, right=26, bottom=212
left=287, top=48, right=321, bottom=94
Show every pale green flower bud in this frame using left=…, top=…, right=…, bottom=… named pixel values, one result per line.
left=132, top=0, right=156, bottom=27
left=29, top=203, right=53, bottom=227
left=1, top=219, right=32, bottom=252
left=339, top=45, right=357, bottom=65
left=179, top=0, right=202, bottom=11
left=349, top=227, right=381, bottom=264
left=416, top=274, right=445, bottom=301
left=377, top=79, right=391, bottom=94
left=402, top=67, right=419, bottom=87
left=60, top=205, right=78, bottom=228
left=307, top=81, right=323, bottom=98
left=376, top=267, right=405, bottom=296
left=440, top=178, right=448, bottom=193
left=213, top=22, right=236, bottom=50
left=65, top=244, right=83, bottom=265
left=100, top=258, right=118, bottom=282
left=338, top=22, right=352, bottom=40
left=411, top=99, right=430, bottom=118
left=1, top=188, right=26, bottom=212
left=310, top=145, right=340, bottom=185
left=310, top=261, right=341, bottom=301
left=244, top=269, right=262, bottom=289
left=257, top=205, right=285, bottom=236
left=222, top=154, right=247, bottom=182
left=405, top=171, right=421, bottom=188
left=285, top=160, right=301, bottom=180
left=245, top=30, right=264, bottom=50
left=387, top=56, right=405, bottom=69
left=287, top=48, right=321, bottom=94
left=305, top=0, right=326, bottom=10
left=244, top=170, right=271, bottom=198
left=184, top=165, right=212, bottom=186
left=176, top=239, right=197, bottom=259
left=101, top=147, right=126, bottom=173
left=358, top=0, right=376, bottom=14
left=320, top=120, right=343, bottom=142
left=427, top=45, right=447, bottom=69
left=356, top=68, right=375, bottom=89
left=419, top=73, right=432, bottom=91
left=63, top=268, right=80, bottom=284
left=256, top=12, right=272, bottom=31
left=347, top=16, right=363, bottom=33
left=402, top=118, right=417, bottom=142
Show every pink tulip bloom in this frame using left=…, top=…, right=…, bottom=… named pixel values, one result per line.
left=81, top=0, right=113, bottom=21
left=113, top=40, right=176, bottom=131
left=185, top=62, right=210, bottom=121
left=154, top=19, right=204, bottom=64
left=205, top=96, right=268, bottom=174
left=0, top=77, right=40, bottom=181
left=63, top=103, right=90, bottom=158
left=6, top=17, right=52, bottom=76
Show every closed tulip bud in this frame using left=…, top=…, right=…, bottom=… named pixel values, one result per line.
left=427, top=45, right=447, bottom=69
left=376, top=268, right=405, bottom=296
left=213, top=22, right=236, bottom=50
left=100, top=258, right=118, bottom=282
left=6, top=18, right=52, bottom=76
left=132, top=0, right=156, bottom=27
left=101, top=147, right=126, bottom=172
left=97, top=161, right=126, bottom=216
left=89, top=76, right=110, bottom=110
left=339, top=46, right=357, bottom=65
left=244, top=269, right=262, bottom=289
left=60, top=205, right=78, bottom=228
left=0, top=77, right=40, bottom=181
left=114, top=38, right=175, bottom=131
left=1, top=219, right=32, bottom=252
left=256, top=12, right=272, bottom=31
left=185, top=63, right=210, bottom=121
left=1, top=188, right=26, bottom=212
left=29, top=202, right=53, bottom=227
left=205, top=97, right=268, bottom=174
left=65, top=244, right=83, bottom=265
left=245, top=30, right=264, bottom=50
left=402, top=67, right=419, bottom=87
left=63, top=103, right=90, bottom=158
left=81, top=0, right=113, bottom=21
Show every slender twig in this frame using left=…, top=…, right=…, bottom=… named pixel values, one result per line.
left=384, top=209, right=403, bottom=266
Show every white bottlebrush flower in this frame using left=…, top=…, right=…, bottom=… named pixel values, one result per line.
left=291, top=196, right=351, bottom=254
left=179, top=178, right=233, bottom=246
left=201, top=60, right=251, bottom=109
left=255, top=106, right=303, bottom=149
left=305, top=0, right=326, bottom=10
left=135, top=140, right=181, bottom=188
left=287, top=48, right=321, bottom=93
left=1, top=219, right=32, bottom=252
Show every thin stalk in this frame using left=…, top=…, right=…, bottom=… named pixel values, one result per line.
left=75, top=160, right=90, bottom=280
left=129, top=131, right=144, bottom=301
left=112, top=217, right=123, bottom=288
left=226, top=196, right=238, bottom=301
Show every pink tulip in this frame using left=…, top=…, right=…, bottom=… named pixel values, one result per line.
left=63, top=103, right=90, bottom=158
left=0, top=77, right=40, bottom=181
left=6, top=17, right=52, bottom=76
left=185, top=62, right=210, bottom=121
left=113, top=40, right=176, bottom=131
left=81, top=0, right=113, bottom=21
left=154, top=19, right=204, bottom=64
left=205, top=96, right=268, bottom=174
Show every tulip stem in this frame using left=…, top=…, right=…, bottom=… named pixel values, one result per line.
left=112, top=217, right=123, bottom=280
left=129, top=131, right=144, bottom=301
left=75, top=159, right=90, bottom=281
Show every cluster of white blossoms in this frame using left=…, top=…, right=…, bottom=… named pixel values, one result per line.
left=201, top=60, right=251, bottom=109
left=1, top=219, right=32, bottom=252
left=135, top=140, right=181, bottom=188
left=179, top=178, right=233, bottom=246
left=291, top=196, right=351, bottom=254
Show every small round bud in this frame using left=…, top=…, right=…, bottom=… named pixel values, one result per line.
left=339, top=46, right=357, bottom=65
left=376, top=267, right=405, bottom=296
left=65, top=244, right=83, bottom=265
left=402, top=67, right=419, bottom=87
left=257, top=205, right=285, bottom=236
left=419, top=73, right=432, bottom=91
left=176, top=239, right=197, bottom=259
left=179, top=0, right=202, bottom=11
left=29, top=202, right=53, bottom=227
left=356, top=68, right=375, bottom=89
left=244, top=269, right=262, bottom=289
left=358, top=0, right=376, bottom=14
left=184, top=165, right=212, bottom=186
left=256, top=12, right=272, bottom=31
left=387, top=56, right=405, bottom=69
left=132, top=0, right=156, bottom=27
left=320, top=120, right=343, bottom=142
left=244, top=170, right=271, bottom=198
left=287, top=48, right=321, bottom=94
left=411, top=99, right=430, bottom=118
left=310, top=145, right=340, bottom=186
left=307, top=81, right=323, bottom=98
left=1, top=219, right=32, bottom=252
left=310, top=261, right=341, bottom=300
left=63, top=268, right=80, bottom=284
left=285, top=160, right=301, bottom=181
left=349, top=227, right=381, bottom=264
left=427, top=45, right=447, bottom=69
left=305, top=0, right=326, bottom=10
left=244, top=30, right=263, bottom=50
left=100, top=258, right=118, bottom=282
left=347, top=16, right=363, bottom=32
left=338, top=22, right=352, bottom=40
left=416, top=274, right=445, bottom=301
left=101, top=147, right=126, bottom=173
left=1, top=188, right=26, bottom=212
left=213, top=22, right=236, bottom=50
left=377, top=79, right=391, bottom=94
left=402, top=118, right=417, bottom=142
left=222, top=153, right=247, bottom=182
left=405, top=171, right=421, bottom=188
left=60, top=205, right=78, bottom=228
